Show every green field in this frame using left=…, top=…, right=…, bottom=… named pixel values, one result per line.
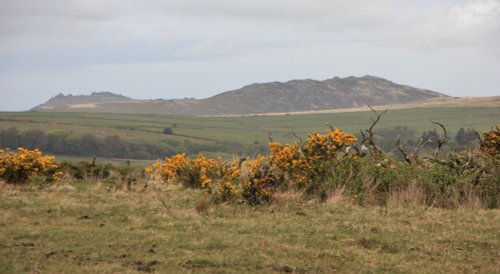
left=0, top=182, right=498, bottom=273
left=1, top=107, right=498, bottom=146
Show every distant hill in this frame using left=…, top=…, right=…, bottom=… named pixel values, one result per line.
left=32, top=75, right=449, bottom=116
left=36, top=92, right=133, bottom=109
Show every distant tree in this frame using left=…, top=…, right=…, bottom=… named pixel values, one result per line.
left=47, top=131, right=69, bottom=154
left=455, top=128, right=468, bottom=146
left=80, top=134, right=102, bottom=154
left=419, top=129, right=440, bottom=148
left=103, top=135, right=128, bottom=158
left=455, top=128, right=478, bottom=147
left=0, top=127, right=20, bottom=148
left=375, top=126, right=417, bottom=152
left=21, top=129, right=48, bottom=150
left=163, top=127, right=173, bottom=135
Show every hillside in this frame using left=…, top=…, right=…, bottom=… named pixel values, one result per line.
left=32, top=76, right=448, bottom=116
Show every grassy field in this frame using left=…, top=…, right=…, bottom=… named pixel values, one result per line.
left=0, top=181, right=498, bottom=273
left=55, top=155, right=153, bottom=167
left=1, top=107, right=499, bottom=147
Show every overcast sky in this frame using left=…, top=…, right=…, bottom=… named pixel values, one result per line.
left=1, top=0, right=499, bottom=111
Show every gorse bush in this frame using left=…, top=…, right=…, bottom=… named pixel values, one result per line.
left=242, top=156, right=278, bottom=205
left=146, top=126, right=499, bottom=208
left=147, top=128, right=359, bottom=204
left=480, top=126, right=500, bottom=156
left=146, top=154, right=241, bottom=201
left=0, top=148, right=62, bottom=183
left=270, top=128, right=357, bottom=192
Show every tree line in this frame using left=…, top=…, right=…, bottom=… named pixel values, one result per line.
left=0, top=127, right=266, bottom=159
left=0, top=126, right=478, bottom=160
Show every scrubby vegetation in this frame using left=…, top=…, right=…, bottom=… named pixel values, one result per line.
left=146, top=122, right=499, bottom=209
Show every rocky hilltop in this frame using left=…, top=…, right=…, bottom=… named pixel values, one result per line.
left=32, top=76, right=448, bottom=116
left=35, top=92, right=133, bottom=110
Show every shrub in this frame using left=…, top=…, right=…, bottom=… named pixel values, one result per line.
left=242, top=156, right=279, bottom=205
left=146, top=154, right=241, bottom=202
left=59, top=160, right=114, bottom=181
left=0, top=148, right=62, bottom=183
left=480, top=126, right=500, bottom=156
left=269, top=128, right=357, bottom=193
left=163, top=127, right=173, bottom=135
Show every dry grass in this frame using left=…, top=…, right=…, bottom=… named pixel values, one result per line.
left=454, top=187, right=486, bottom=210
left=242, top=96, right=500, bottom=117
left=0, top=180, right=499, bottom=273
left=324, top=186, right=353, bottom=207
left=270, top=190, right=306, bottom=207
left=195, top=195, right=213, bottom=215
left=386, top=181, right=427, bottom=208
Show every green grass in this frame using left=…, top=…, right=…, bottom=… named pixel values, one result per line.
left=1, top=107, right=499, bottom=147
left=0, top=181, right=498, bottom=273
left=55, top=155, right=154, bottom=167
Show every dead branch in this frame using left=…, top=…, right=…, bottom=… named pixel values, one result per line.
left=361, top=106, right=387, bottom=156
left=396, top=136, right=432, bottom=164
left=396, top=136, right=412, bottom=164
left=292, top=131, right=303, bottom=144
left=325, top=123, right=335, bottom=132
left=472, top=130, right=482, bottom=143
left=267, top=133, right=274, bottom=143
left=432, top=122, right=448, bottom=158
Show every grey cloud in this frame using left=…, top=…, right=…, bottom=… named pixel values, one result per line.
left=0, top=0, right=499, bottom=112
left=143, top=0, right=401, bottom=31
left=375, top=0, right=500, bottom=51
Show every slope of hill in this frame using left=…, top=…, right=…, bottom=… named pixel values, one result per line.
left=32, top=76, right=448, bottom=116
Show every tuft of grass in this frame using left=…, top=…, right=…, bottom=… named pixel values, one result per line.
left=386, top=181, right=427, bottom=208
left=195, top=195, right=213, bottom=216
left=324, top=186, right=353, bottom=207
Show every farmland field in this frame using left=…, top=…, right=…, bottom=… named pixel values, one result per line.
left=1, top=107, right=499, bottom=153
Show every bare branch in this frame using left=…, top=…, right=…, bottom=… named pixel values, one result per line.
left=431, top=122, right=448, bottom=158
left=292, top=131, right=303, bottom=144
left=361, top=106, right=388, bottom=156
left=267, top=133, right=274, bottom=143
left=472, top=129, right=482, bottom=143
left=395, top=136, right=432, bottom=165
left=396, top=136, right=412, bottom=164
left=325, top=123, right=335, bottom=132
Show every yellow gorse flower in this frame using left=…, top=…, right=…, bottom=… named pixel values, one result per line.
left=269, top=128, right=357, bottom=188
left=145, top=127, right=358, bottom=203
left=480, top=125, right=500, bottom=156
left=145, top=154, right=241, bottom=201
left=0, top=147, right=62, bottom=183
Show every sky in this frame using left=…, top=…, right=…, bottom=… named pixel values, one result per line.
left=1, top=0, right=499, bottom=111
